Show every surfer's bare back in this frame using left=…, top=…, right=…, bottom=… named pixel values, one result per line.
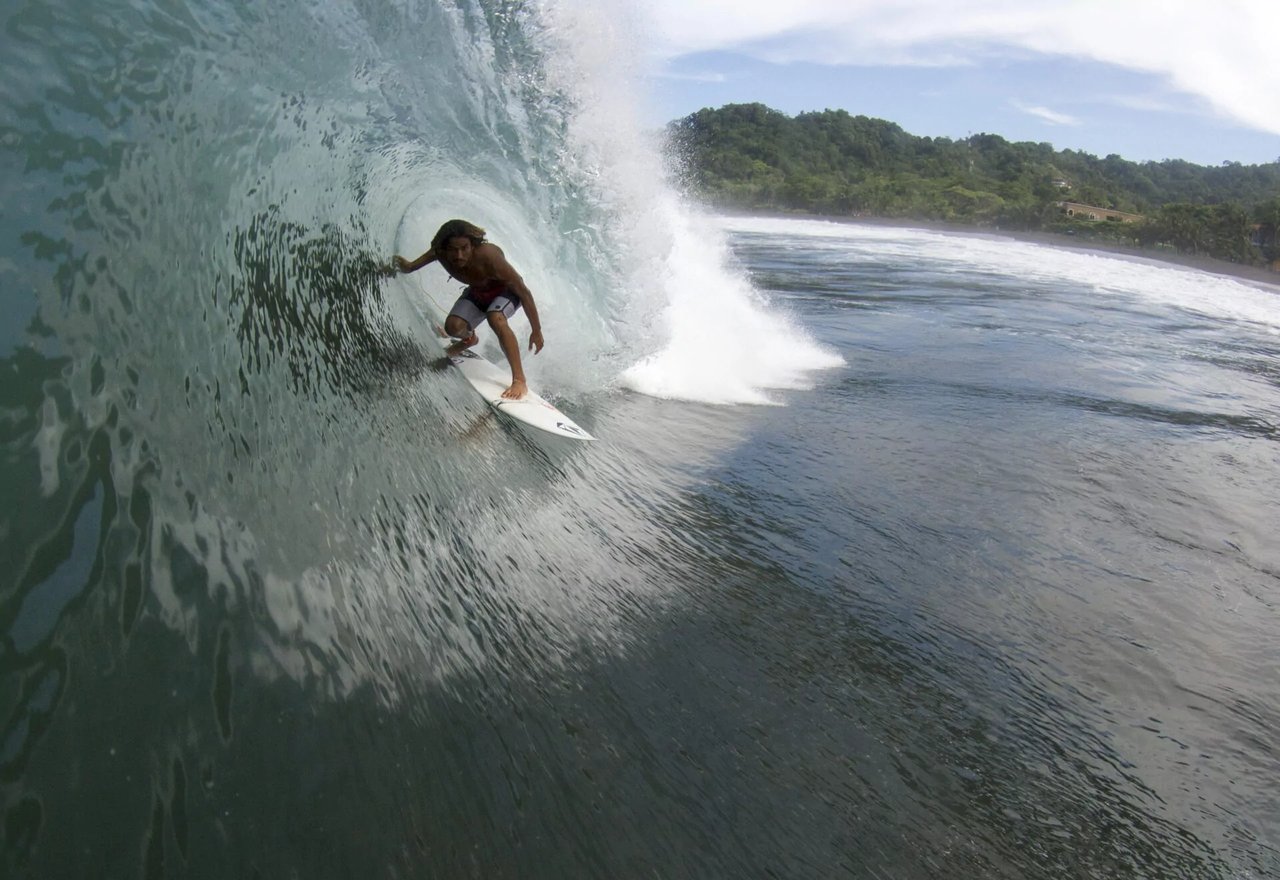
left=394, top=219, right=544, bottom=400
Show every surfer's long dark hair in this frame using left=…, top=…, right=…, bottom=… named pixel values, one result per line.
left=432, top=219, right=487, bottom=253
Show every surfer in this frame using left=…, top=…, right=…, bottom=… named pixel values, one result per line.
left=393, top=219, right=544, bottom=400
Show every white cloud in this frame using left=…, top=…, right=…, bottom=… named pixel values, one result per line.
left=1011, top=101, right=1079, bottom=127
left=1103, top=93, right=1189, bottom=116
left=655, top=70, right=728, bottom=84
left=636, top=0, right=1280, bottom=137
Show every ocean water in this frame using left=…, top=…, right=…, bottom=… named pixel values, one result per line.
left=3, top=1, right=1279, bottom=877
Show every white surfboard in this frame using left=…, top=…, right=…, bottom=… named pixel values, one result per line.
left=441, top=343, right=594, bottom=442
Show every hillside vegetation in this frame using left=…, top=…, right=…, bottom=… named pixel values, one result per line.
left=666, top=103, right=1280, bottom=267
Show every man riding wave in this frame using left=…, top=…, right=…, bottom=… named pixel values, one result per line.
left=394, top=219, right=544, bottom=400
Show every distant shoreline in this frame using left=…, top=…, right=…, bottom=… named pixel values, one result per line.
left=720, top=209, right=1280, bottom=291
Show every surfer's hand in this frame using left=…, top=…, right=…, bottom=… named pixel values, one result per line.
left=529, top=329, right=544, bottom=354
left=392, top=255, right=411, bottom=273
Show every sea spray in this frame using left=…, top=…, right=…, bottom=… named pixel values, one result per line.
left=531, top=0, right=845, bottom=403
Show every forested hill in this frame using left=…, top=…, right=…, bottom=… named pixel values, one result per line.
left=665, top=103, right=1280, bottom=266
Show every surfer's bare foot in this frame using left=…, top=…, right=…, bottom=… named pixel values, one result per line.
left=445, top=333, right=479, bottom=355
left=501, top=379, right=528, bottom=400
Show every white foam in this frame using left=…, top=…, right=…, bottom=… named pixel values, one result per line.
left=719, top=215, right=1280, bottom=334
left=537, top=3, right=845, bottom=405
left=617, top=209, right=844, bottom=404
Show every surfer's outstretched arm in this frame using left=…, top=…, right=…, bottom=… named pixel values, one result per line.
left=393, top=248, right=437, bottom=273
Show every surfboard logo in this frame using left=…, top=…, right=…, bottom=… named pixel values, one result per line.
left=556, top=422, right=587, bottom=437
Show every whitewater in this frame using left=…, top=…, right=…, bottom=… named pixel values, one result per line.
left=2, top=0, right=1278, bottom=877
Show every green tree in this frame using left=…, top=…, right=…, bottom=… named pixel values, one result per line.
left=665, top=102, right=1280, bottom=266
left=1254, top=197, right=1280, bottom=261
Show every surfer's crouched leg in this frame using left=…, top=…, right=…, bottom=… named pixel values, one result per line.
left=486, top=311, right=528, bottom=400
left=443, top=315, right=479, bottom=353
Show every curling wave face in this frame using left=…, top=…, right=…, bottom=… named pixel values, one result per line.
left=0, top=0, right=844, bottom=874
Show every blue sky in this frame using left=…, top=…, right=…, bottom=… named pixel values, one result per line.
left=634, top=1, right=1280, bottom=167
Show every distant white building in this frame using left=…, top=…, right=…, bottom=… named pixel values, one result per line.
left=1056, top=201, right=1143, bottom=223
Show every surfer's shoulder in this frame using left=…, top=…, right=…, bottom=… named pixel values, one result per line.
left=475, top=240, right=508, bottom=270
